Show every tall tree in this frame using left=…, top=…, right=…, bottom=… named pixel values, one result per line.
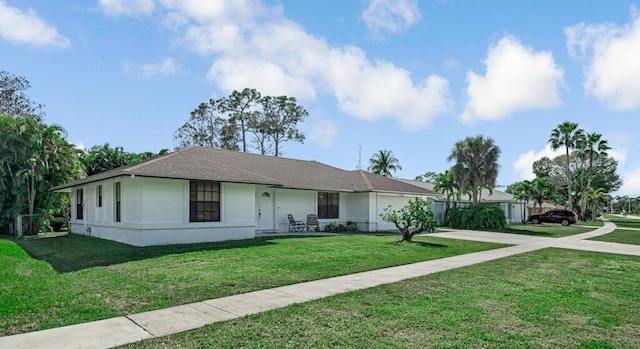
left=549, top=121, right=585, bottom=210
left=261, top=95, right=307, bottom=157
left=221, top=88, right=262, bottom=153
left=0, top=71, right=43, bottom=117
left=247, top=110, right=273, bottom=155
left=173, top=98, right=240, bottom=151
left=532, top=156, right=556, bottom=178
left=447, top=135, right=501, bottom=205
left=367, top=149, right=402, bottom=177
left=577, top=132, right=611, bottom=220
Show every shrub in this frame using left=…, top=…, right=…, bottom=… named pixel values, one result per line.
left=380, top=197, right=437, bottom=241
left=324, top=221, right=339, bottom=232
left=447, top=205, right=507, bottom=230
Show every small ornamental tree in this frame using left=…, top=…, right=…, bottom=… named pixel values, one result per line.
left=380, top=197, right=436, bottom=241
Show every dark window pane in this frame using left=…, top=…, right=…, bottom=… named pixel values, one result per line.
left=189, top=180, right=221, bottom=222
left=317, top=192, right=338, bottom=219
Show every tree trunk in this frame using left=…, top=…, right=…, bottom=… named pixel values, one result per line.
left=565, top=146, right=573, bottom=210
left=401, top=229, right=412, bottom=241
left=240, top=119, right=247, bottom=152
left=580, top=154, right=594, bottom=221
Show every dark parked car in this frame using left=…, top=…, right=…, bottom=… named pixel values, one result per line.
left=527, top=210, right=577, bottom=226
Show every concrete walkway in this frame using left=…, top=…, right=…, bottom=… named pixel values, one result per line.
left=2, top=220, right=640, bottom=349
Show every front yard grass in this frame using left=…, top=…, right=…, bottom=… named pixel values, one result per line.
left=589, top=229, right=640, bottom=245
left=479, top=223, right=594, bottom=238
left=0, top=234, right=505, bottom=336
left=605, top=216, right=640, bottom=229
left=123, top=248, right=640, bottom=349
left=575, top=220, right=604, bottom=227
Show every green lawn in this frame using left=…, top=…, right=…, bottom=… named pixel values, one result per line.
left=589, top=229, right=640, bottom=245
left=575, top=220, right=605, bottom=227
left=0, top=234, right=504, bottom=336
left=481, top=223, right=594, bottom=238
left=604, top=216, right=640, bottom=229
left=123, top=248, right=640, bottom=349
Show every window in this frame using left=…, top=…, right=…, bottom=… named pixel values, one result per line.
left=76, top=189, right=83, bottom=220
left=318, top=192, right=339, bottom=219
left=97, top=185, right=102, bottom=207
left=115, top=182, right=121, bottom=222
left=189, top=181, right=220, bottom=222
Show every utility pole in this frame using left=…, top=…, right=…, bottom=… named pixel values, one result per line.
left=355, top=145, right=362, bottom=170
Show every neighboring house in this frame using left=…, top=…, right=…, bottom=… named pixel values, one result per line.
left=52, top=146, right=438, bottom=246
left=527, top=202, right=565, bottom=215
left=396, top=179, right=526, bottom=224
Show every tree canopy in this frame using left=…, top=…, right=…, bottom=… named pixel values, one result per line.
left=368, top=149, right=402, bottom=177
left=0, top=114, right=82, bottom=234
left=80, top=143, right=169, bottom=176
left=549, top=121, right=584, bottom=209
left=174, top=89, right=307, bottom=156
left=447, top=135, right=501, bottom=205
left=0, top=71, right=43, bottom=117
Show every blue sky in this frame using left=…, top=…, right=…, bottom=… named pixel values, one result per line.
left=2, top=0, right=640, bottom=196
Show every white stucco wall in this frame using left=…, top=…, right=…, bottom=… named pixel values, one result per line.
left=273, top=188, right=315, bottom=232
left=70, top=177, right=257, bottom=246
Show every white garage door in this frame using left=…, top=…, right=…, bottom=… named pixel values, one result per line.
left=376, top=195, right=413, bottom=231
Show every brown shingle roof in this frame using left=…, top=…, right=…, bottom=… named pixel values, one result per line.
left=52, top=147, right=437, bottom=195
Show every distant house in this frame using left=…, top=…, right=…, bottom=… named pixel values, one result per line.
left=396, top=179, right=526, bottom=224
left=52, top=147, right=438, bottom=246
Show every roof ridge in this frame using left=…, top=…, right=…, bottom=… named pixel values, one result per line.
left=357, top=170, right=374, bottom=191
left=125, top=148, right=185, bottom=172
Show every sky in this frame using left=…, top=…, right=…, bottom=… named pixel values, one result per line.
left=2, top=0, right=640, bottom=196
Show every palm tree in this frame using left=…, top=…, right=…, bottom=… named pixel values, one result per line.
left=368, top=149, right=402, bottom=177
left=587, top=187, right=607, bottom=221
left=447, top=135, right=501, bottom=205
left=577, top=132, right=611, bottom=220
left=512, top=180, right=533, bottom=222
left=549, top=121, right=585, bottom=210
left=433, top=170, right=458, bottom=222
left=530, top=177, right=556, bottom=213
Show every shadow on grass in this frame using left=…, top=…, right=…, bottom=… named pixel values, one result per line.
left=489, top=228, right=556, bottom=237
left=3, top=233, right=328, bottom=273
left=391, top=239, right=448, bottom=248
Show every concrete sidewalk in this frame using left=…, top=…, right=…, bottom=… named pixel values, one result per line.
left=2, top=220, right=639, bottom=349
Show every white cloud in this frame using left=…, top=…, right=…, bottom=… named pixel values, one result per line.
left=461, top=36, right=564, bottom=123
left=620, top=166, right=640, bottom=197
left=605, top=132, right=630, bottom=166
left=360, top=0, right=421, bottom=36
left=513, top=145, right=564, bottom=180
left=99, top=0, right=155, bottom=16
left=308, top=118, right=339, bottom=149
left=140, top=57, right=178, bottom=78
left=161, top=0, right=451, bottom=130
left=124, top=57, right=180, bottom=78
left=566, top=8, right=640, bottom=110
left=0, top=1, right=70, bottom=48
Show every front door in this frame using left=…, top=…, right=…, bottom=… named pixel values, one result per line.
left=258, top=190, right=274, bottom=230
